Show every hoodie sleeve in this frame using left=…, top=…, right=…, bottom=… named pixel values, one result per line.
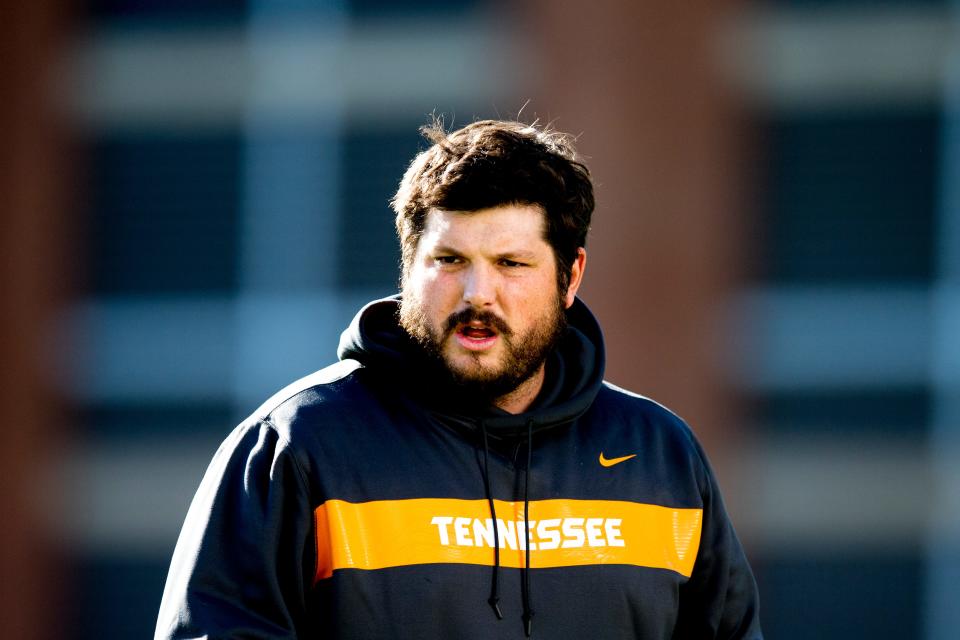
left=673, top=439, right=763, bottom=640
left=155, top=421, right=315, bottom=640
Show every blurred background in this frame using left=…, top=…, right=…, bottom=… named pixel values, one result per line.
left=2, top=0, right=958, bottom=637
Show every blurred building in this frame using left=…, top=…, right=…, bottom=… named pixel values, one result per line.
left=2, top=0, right=957, bottom=638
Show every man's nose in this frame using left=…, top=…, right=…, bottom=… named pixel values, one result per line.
left=462, top=265, right=496, bottom=307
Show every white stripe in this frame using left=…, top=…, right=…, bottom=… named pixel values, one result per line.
left=67, top=20, right=526, bottom=130
left=726, top=6, right=955, bottom=110
left=729, top=286, right=932, bottom=390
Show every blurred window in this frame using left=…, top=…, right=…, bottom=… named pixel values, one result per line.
left=758, top=387, right=930, bottom=436
left=85, top=0, right=248, bottom=21
left=759, top=551, right=922, bottom=640
left=761, top=108, right=939, bottom=284
left=767, top=0, right=945, bottom=6
left=87, top=132, right=241, bottom=294
left=337, top=126, right=421, bottom=289
left=81, top=403, right=234, bottom=438
left=348, top=0, right=481, bottom=18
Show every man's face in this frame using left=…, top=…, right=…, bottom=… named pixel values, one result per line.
left=399, top=204, right=583, bottom=401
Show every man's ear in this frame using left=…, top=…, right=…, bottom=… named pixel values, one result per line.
left=562, top=248, right=587, bottom=308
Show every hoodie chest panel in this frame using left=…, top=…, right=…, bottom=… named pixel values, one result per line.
left=309, top=563, right=683, bottom=640
left=523, top=403, right=706, bottom=509
left=305, top=404, right=702, bottom=578
left=298, top=394, right=495, bottom=504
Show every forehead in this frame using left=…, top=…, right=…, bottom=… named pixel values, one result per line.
left=420, top=204, right=548, bottom=250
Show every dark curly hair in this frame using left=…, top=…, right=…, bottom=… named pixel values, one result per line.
left=392, top=118, right=594, bottom=292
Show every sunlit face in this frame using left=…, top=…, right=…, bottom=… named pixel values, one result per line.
left=399, top=204, right=585, bottom=406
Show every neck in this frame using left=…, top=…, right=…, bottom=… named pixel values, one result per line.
left=493, top=365, right=546, bottom=414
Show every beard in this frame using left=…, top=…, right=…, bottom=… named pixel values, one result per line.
left=399, top=293, right=568, bottom=403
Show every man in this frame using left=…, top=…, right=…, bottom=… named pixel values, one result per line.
left=155, top=119, right=762, bottom=639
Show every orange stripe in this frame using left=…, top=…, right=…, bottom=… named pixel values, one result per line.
left=313, top=498, right=702, bottom=583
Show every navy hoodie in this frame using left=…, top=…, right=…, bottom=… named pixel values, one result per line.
left=155, top=296, right=762, bottom=639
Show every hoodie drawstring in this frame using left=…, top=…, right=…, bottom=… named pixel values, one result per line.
left=480, top=420, right=503, bottom=620
left=521, top=418, right=534, bottom=637
left=480, top=418, right=535, bottom=636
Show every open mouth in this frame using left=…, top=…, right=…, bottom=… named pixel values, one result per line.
left=460, top=325, right=495, bottom=339
left=454, top=323, right=499, bottom=350
left=444, top=308, right=510, bottom=353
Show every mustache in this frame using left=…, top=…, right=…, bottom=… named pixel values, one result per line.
left=443, top=307, right=512, bottom=336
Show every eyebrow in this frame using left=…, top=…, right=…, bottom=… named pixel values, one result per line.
left=431, top=245, right=465, bottom=256
left=432, top=245, right=539, bottom=261
left=497, top=250, right=538, bottom=261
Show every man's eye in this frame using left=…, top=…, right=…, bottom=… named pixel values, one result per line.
left=500, top=259, right=525, bottom=268
left=435, top=256, right=460, bottom=265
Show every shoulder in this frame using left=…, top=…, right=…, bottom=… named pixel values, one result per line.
left=249, top=360, right=364, bottom=417
left=239, top=360, right=382, bottom=444
left=595, top=381, right=692, bottom=431
left=592, top=381, right=707, bottom=466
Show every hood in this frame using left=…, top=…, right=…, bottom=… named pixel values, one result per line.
left=337, top=295, right=606, bottom=436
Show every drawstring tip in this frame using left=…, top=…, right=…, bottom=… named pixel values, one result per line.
left=522, top=610, right=534, bottom=637
left=488, top=597, right=503, bottom=620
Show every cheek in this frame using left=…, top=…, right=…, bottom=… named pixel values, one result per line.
left=509, top=276, right=554, bottom=308
left=405, top=265, right=438, bottom=295
left=408, top=271, right=459, bottom=313
left=425, top=272, right=462, bottom=299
